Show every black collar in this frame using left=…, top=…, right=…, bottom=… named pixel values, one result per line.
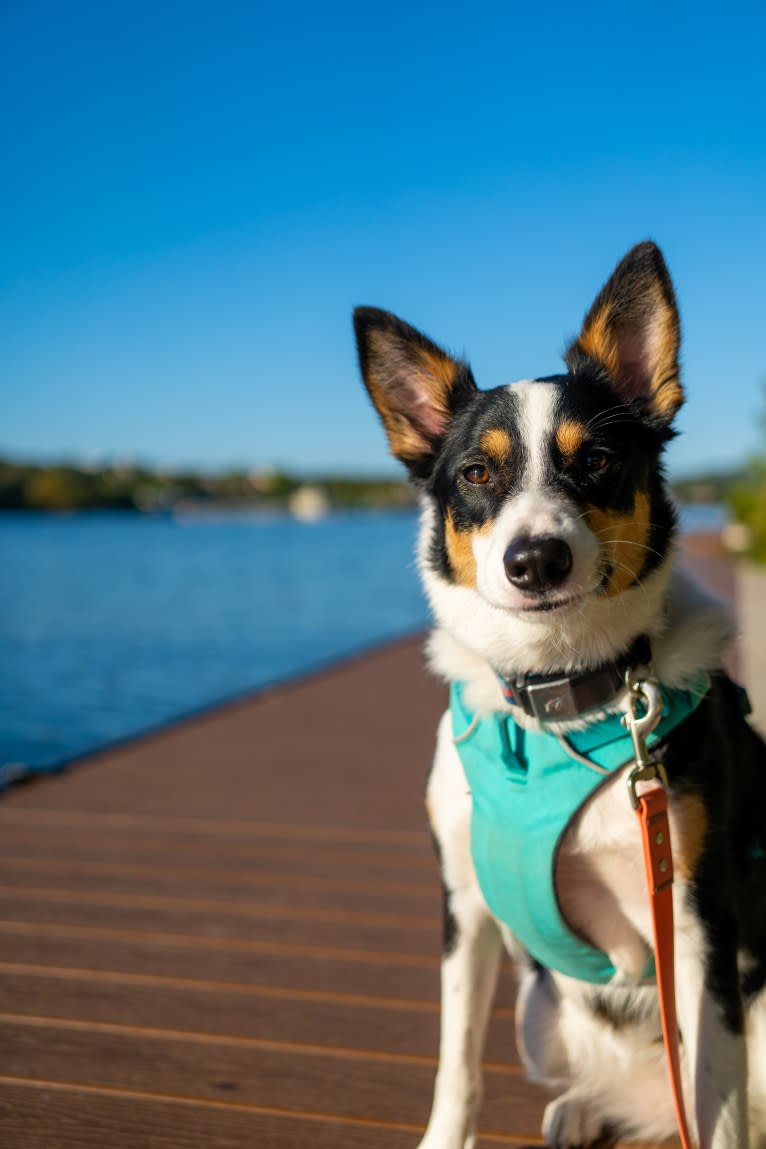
left=499, top=635, right=652, bottom=722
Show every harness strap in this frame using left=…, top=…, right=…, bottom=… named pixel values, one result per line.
left=635, top=785, right=694, bottom=1149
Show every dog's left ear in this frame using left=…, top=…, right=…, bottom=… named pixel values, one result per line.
left=565, top=241, right=683, bottom=425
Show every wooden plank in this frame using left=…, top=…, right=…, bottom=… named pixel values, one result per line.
left=0, top=869, right=440, bottom=923
left=0, top=853, right=439, bottom=908
left=0, top=822, right=436, bottom=864
left=0, top=809, right=432, bottom=846
left=0, top=1079, right=544, bottom=1148
left=0, top=1015, right=548, bottom=1136
left=0, top=915, right=441, bottom=970
left=0, top=891, right=442, bottom=956
left=0, top=967, right=520, bottom=1064
left=0, top=921, right=441, bottom=1000
left=0, top=825, right=438, bottom=880
left=0, top=925, right=520, bottom=1012
left=0, top=882, right=440, bottom=932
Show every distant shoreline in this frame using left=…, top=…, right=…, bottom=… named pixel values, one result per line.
left=0, top=455, right=744, bottom=515
left=0, top=457, right=416, bottom=513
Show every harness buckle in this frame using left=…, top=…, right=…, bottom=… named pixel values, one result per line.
left=622, top=672, right=667, bottom=810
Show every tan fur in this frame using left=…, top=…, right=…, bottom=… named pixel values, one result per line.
left=578, top=307, right=619, bottom=379
left=672, top=792, right=709, bottom=882
left=445, top=515, right=484, bottom=587
left=577, top=282, right=682, bottom=421
left=479, top=427, right=513, bottom=466
left=419, top=346, right=460, bottom=389
left=586, top=492, right=651, bottom=596
left=555, top=420, right=586, bottom=456
left=365, top=331, right=459, bottom=461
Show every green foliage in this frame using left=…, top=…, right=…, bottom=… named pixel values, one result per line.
left=319, top=476, right=416, bottom=509
left=728, top=464, right=766, bottom=561
left=0, top=461, right=136, bottom=511
left=0, top=461, right=30, bottom=509
left=725, top=380, right=766, bottom=562
left=0, top=458, right=413, bottom=513
left=24, top=467, right=112, bottom=510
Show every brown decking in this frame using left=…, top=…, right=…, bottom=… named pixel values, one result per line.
left=0, top=536, right=735, bottom=1148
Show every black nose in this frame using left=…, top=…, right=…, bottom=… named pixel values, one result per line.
left=503, top=535, right=573, bottom=592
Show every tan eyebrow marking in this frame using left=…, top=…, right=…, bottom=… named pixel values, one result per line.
left=479, top=427, right=512, bottom=465
left=555, top=420, right=586, bottom=456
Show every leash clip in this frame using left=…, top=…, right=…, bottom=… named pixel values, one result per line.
left=622, top=672, right=667, bottom=810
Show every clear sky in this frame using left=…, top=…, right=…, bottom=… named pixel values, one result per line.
left=1, top=0, right=764, bottom=478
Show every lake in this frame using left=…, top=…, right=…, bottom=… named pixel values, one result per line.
left=0, top=505, right=726, bottom=783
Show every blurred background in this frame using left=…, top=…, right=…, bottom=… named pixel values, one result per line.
left=2, top=0, right=765, bottom=780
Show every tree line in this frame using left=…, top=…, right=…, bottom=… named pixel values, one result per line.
left=0, top=458, right=417, bottom=512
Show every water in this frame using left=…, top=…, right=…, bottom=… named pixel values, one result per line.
left=0, top=504, right=725, bottom=783
left=676, top=502, right=727, bottom=534
left=0, top=511, right=428, bottom=780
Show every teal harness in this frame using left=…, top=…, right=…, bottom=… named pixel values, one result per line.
left=451, top=676, right=709, bottom=984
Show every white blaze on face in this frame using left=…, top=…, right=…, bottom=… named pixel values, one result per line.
left=471, top=381, right=600, bottom=612
left=511, top=380, right=559, bottom=489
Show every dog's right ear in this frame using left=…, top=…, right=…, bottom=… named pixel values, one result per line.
left=353, top=307, right=476, bottom=479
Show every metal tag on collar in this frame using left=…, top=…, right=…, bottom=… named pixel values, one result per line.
left=524, top=676, right=579, bottom=720
left=622, top=670, right=668, bottom=809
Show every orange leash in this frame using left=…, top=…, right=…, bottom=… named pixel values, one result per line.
left=623, top=673, right=695, bottom=1149
left=635, top=784, right=694, bottom=1149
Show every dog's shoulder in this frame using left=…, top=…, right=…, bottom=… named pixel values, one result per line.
left=652, top=564, right=735, bottom=687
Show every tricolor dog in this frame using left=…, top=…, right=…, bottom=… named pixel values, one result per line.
left=353, top=242, right=766, bottom=1148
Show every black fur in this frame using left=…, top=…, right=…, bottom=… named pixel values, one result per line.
left=429, top=827, right=459, bottom=956
left=657, top=674, right=766, bottom=1026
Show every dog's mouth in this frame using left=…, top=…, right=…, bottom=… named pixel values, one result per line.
left=517, top=592, right=584, bottom=614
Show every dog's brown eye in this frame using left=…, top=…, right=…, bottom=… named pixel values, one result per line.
left=585, top=451, right=610, bottom=473
left=462, top=464, right=491, bottom=485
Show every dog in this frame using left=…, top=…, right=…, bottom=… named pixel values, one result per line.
left=353, top=241, right=766, bottom=1149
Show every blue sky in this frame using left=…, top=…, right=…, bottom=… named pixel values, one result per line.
left=1, top=0, right=764, bottom=478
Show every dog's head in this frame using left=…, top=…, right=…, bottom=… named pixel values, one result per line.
left=354, top=242, right=683, bottom=675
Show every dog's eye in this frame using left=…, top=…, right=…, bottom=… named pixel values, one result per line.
left=585, top=451, right=610, bottom=473
left=462, top=464, right=491, bottom=485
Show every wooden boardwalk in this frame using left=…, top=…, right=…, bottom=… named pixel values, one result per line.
left=0, top=538, right=736, bottom=1148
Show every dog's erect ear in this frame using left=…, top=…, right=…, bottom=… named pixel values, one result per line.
left=353, top=307, right=477, bottom=477
left=565, top=241, right=683, bottom=425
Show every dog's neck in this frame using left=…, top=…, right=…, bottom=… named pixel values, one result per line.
left=426, top=564, right=733, bottom=725
left=496, top=633, right=652, bottom=722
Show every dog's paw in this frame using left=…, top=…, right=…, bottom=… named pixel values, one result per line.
left=542, top=1089, right=609, bottom=1148
left=416, top=1133, right=474, bottom=1149
left=416, top=1126, right=476, bottom=1149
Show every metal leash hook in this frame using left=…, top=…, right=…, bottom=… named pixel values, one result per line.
left=622, top=670, right=668, bottom=809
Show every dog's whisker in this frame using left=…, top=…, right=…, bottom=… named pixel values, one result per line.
left=582, top=403, right=633, bottom=433
left=583, top=414, right=635, bottom=432
left=592, top=535, right=665, bottom=561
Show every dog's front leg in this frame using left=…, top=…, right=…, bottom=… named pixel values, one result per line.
left=420, top=713, right=504, bottom=1149
left=418, top=888, right=503, bottom=1149
left=674, top=896, right=749, bottom=1149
